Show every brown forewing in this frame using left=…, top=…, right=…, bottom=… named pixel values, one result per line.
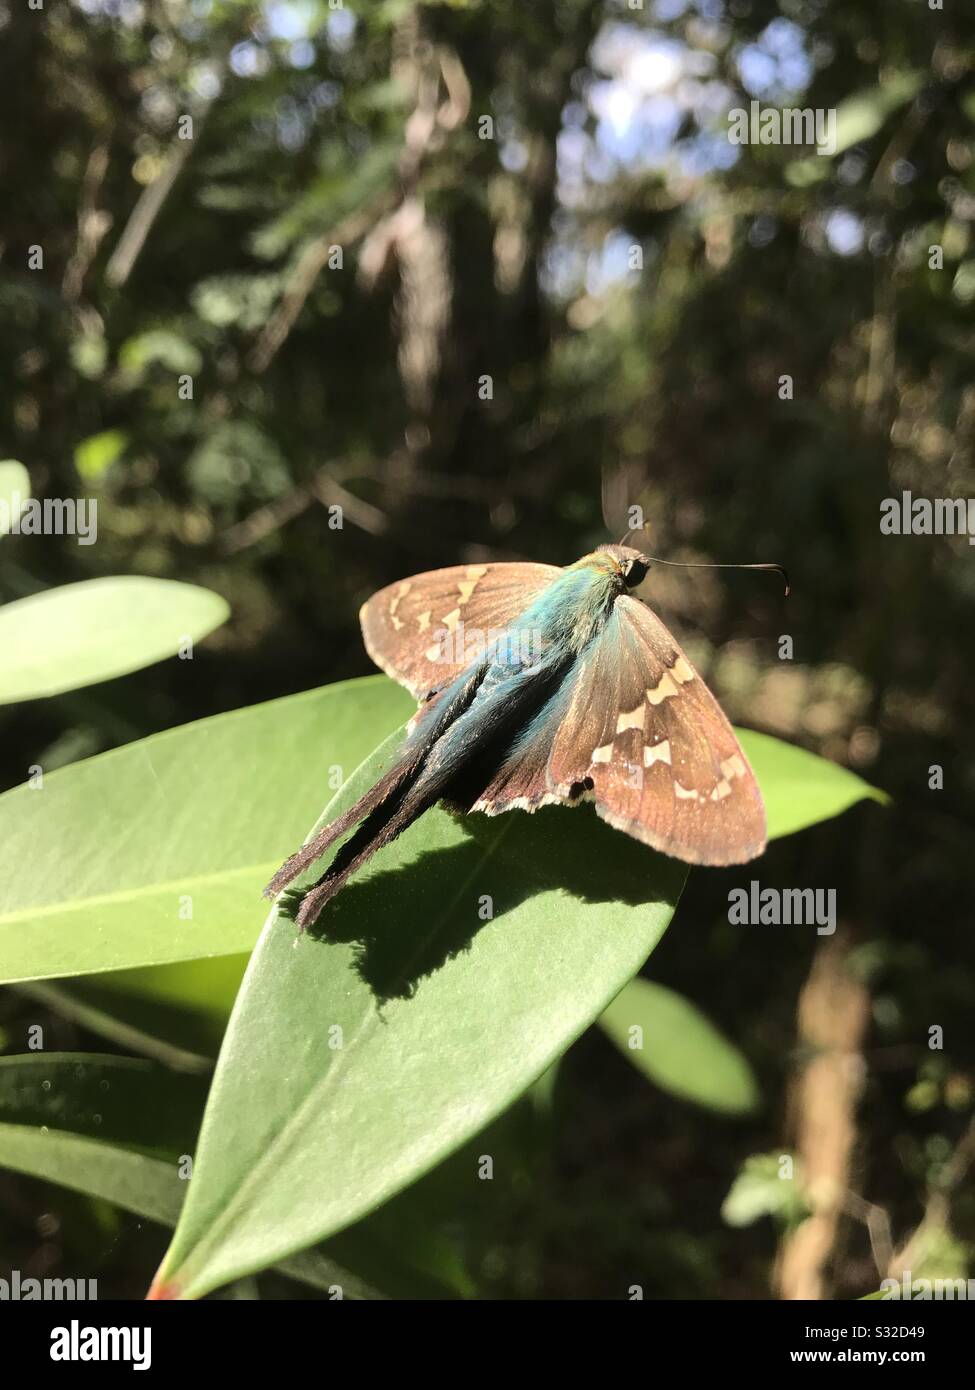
left=360, top=561, right=561, bottom=699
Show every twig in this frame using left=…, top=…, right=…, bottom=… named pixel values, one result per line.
left=62, top=143, right=112, bottom=302
left=246, top=198, right=392, bottom=374
left=219, top=466, right=388, bottom=554
left=104, top=136, right=197, bottom=289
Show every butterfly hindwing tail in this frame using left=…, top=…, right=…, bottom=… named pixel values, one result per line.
left=265, top=660, right=490, bottom=918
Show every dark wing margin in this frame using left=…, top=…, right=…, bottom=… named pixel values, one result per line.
left=360, top=561, right=561, bottom=699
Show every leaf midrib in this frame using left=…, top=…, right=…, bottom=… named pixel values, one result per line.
left=0, top=859, right=282, bottom=929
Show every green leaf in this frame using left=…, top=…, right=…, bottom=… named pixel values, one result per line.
left=785, top=72, right=924, bottom=186
left=87, top=954, right=249, bottom=1019
left=118, top=329, right=203, bottom=377
left=0, top=577, right=229, bottom=704
left=0, top=1124, right=184, bottom=1225
left=0, top=1051, right=462, bottom=1299
left=73, top=429, right=128, bottom=481
left=61, top=955, right=250, bottom=1060
left=0, top=1121, right=382, bottom=1297
left=149, top=734, right=687, bottom=1298
left=0, top=677, right=413, bottom=984
left=11, top=980, right=214, bottom=1074
left=599, top=978, right=759, bottom=1114
left=738, top=729, right=886, bottom=842
left=0, top=460, right=30, bottom=537
left=721, top=1152, right=810, bottom=1228
left=0, top=1053, right=207, bottom=1158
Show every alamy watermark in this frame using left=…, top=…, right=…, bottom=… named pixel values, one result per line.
left=426, top=621, right=545, bottom=669
left=728, top=881, right=836, bottom=936
left=1, top=1269, right=97, bottom=1299
left=880, top=492, right=975, bottom=544
left=0, top=494, right=97, bottom=545
left=881, top=1271, right=975, bottom=1300
left=728, top=100, right=837, bottom=157
left=50, top=1320, right=151, bottom=1371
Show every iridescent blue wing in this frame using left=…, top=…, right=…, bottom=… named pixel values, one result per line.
left=474, top=593, right=766, bottom=866
left=360, top=560, right=561, bottom=699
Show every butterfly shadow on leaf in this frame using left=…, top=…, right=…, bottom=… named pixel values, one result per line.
left=292, top=803, right=687, bottom=1005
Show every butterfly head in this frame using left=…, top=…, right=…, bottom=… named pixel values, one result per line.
left=588, top=543, right=651, bottom=590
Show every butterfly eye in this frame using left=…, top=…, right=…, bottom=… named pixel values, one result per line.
left=621, top=557, right=649, bottom=588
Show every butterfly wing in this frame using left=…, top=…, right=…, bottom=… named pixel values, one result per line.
left=550, top=593, right=765, bottom=864
left=360, top=560, right=561, bottom=699
left=474, top=592, right=765, bottom=865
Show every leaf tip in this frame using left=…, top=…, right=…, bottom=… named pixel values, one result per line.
left=146, top=1273, right=182, bottom=1301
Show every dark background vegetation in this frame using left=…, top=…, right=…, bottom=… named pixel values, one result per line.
left=1, top=0, right=973, bottom=1298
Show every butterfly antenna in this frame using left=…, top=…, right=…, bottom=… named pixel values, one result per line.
left=644, top=555, right=790, bottom=596
left=616, top=525, right=789, bottom=594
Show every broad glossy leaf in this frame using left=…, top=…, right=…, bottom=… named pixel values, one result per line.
left=89, top=954, right=249, bottom=1017
left=12, top=980, right=214, bottom=1074
left=0, top=1052, right=462, bottom=1299
left=0, top=1053, right=208, bottom=1155
left=0, top=677, right=413, bottom=984
left=150, top=734, right=688, bottom=1298
left=60, top=956, right=250, bottom=1060
left=0, top=577, right=229, bottom=704
left=738, top=729, right=886, bottom=842
left=599, top=978, right=759, bottom=1114
left=0, top=1119, right=385, bottom=1299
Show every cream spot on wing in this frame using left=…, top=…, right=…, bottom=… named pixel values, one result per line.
left=389, top=581, right=411, bottom=619
left=391, top=616, right=404, bottom=630
left=466, top=564, right=488, bottom=581
left=425, top=642, right=442, bottom=661
left=647, top=671, right=679, bottom=705
left=616, top=705, right=645, bottom=734
left=644, top=739, right=672, bottom=767
left=671, top=655, right=695, bottom=684
left=710, top=779, right=732, bottom=801
left=440, top=607, right=462, bottom=632
left=720, top=753, right=747, bottom=780
left=675, top=782, right=699, bottom=800
left=591, top=742, right=614, bottom=764
left=417, top=611, right=431, bottom=632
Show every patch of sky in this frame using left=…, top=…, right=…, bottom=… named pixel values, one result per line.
left=265, top=0, right=315, bottom=42
left=230, top=42, right=271, bottom=80
left=586, top=229, right=644, bottom=295
left=583, top=22, right=738, bottom=178
left=326, top=8, right=357, bottom=53
left=288, top=40, right=316, bottom=70
left=736, top=18, right=812, bottom=100
left=823, top=208, right=865, bottom=256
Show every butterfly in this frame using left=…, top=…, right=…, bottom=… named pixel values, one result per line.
left=266, top=544, right=770, bottom=930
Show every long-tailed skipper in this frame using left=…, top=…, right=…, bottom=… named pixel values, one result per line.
left=267, top=544, right=777, bottom=929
